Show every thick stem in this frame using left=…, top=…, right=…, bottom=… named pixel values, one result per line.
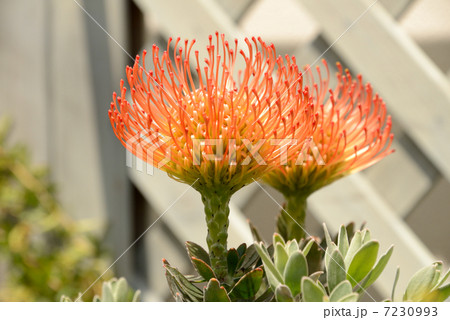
left=201, top=189, right=232, bottom=282
left=277, top=195, right=307, bottom=242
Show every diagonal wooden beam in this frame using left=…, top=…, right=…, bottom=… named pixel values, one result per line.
left=298, top=0, right=450, bottom=183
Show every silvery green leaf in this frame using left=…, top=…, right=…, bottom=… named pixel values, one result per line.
left=322, top=223, right=334, bottom=249
left=404, top=263, right=440, bottom=301
left=421, top=283, right=450, bottom=302
left=327, top=249, right=346, bottom=293
left=329, top=280, right=353, bottom=302
left=274, top=243, right=289, bottom=274
left=132, top=290, right=141, bottom=302
left=392, top=267, right=400, bottom=302
left=344, top=231, right=362, bottom=269
left=338, top=225, right=349, bottom=258
left=287, top=240, right=299, bottom=255
left=338, top=293, right=359, bottom=302
left=60, top=295, right=73, bottom=302
left=283, top=251, right=308, bottom=297
left=102, top=281, right=115, bottom=302
left=275, top=284, right=294, bottom=302
left=347, top=240, right=379, bottom=287
left=273, top=233, right=285, bottom=247
left=434, top=268, right=450, bottom=290
left=302, top=238, right=315, bottom=257
left=358, top=245, right=394, bottom=291
left=302, top=277, right=326, bottom=302
left=361, top=229, right=371, bottom=244
left=113, top=278, right=129, bottom=302
left=309, top=271, right=324, bottom=283
left=324, top=242, right=338, bottom=271
left=254, top=242, right=283, bottom=289
left=174, top=292, right=183, bottom=302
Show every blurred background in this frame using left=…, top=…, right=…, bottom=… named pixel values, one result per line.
left=1, top=0, right=449, bottom=301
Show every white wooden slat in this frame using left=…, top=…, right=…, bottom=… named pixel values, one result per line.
left=0, top=0, right=48, bottom=164
left=232, top=184, right=260, bottom=209
left=215, top=0, right=255, bottom=22
left=293, top=43, right=432, bottom=218
left=145, top=224, right=189, bottom=301
left=363, top=138, right=434, bottom=217
left=298, top=0, right=450, bottom=184
left=309, top=173, right=435, bottom=300
left=379, top=0, right=415, bottom=18
left=134, top=0, right=245, bottom=64
left=50, top=0, right=132, bottom=275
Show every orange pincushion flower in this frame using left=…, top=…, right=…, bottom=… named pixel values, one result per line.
left=109, top=34, right=316, bottom=192
left=264, top=61, right=394, bottom=196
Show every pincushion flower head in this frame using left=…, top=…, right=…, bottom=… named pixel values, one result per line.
left=109, top=33, right=316, bottom=280
left=263, top=61, right=394, bottom=241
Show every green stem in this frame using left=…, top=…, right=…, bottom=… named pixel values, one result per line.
left=277, top=195, right=307, bottom=242
left=201, top=189, right=232, bottom=282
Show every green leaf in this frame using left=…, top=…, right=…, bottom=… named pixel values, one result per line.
left=361, top=229, right=371, bottom=244
left=344, top=231, right=362, bottom=269
left=430, top=262, right=443, bottom=289
left=254, top=242, right=283, bottom=289
left=434, top=268, right=450, bottom=290
left=345, top=222, right=355, bottom=241
left=186, top=241, right=210, bottom=266
left=338, top=293, right=359, bottom=302
left=327, top=249, right=346, bottom=293
left=203, top=279, right=230, bottom=302
left=274, top=243, right=289, bottom=274
left=392, top=267, right=400, bottom=301
left=306, top=240, right=323, bottom=275
left=404, top=263, right=440, bottom=302
left=302, top=238, right=315, bottom=256
left=275, top=284, right=294, bottom=302
left=164, top=260, right=203, bottom=302
left=284, top=251, right=308, bottom=297
left=273, top=233, right=286, bottom=246
left=324, top=242, right=338, bottom=270
left=241, top=244, right=260, bottom=270
left=329, top=280, right=353, bottom=302
left=359, top=245, right=394, bottom=291
left=60, top=295, right=73, bottom=302
left=102, top=282, right=114, bottom=302
left=249, top=220, right=264, bottom=242
left=338, top=225, right=349, bottom=257
left=174, top=293, right=183, bottom=302
left=302, top=277, right=326, bottom=302
left=191, top=257, right=215, bottom=281
left=227, top=248, right=239, bottom=276
left=229, top=268, right=263, bottom=300
left=309, top=271, right=323, bottom=282
left=287, top=240, right=299, bottom=255
left=322, top=223, right=333, bottom=249
left=131, top=290, right=141, bottom=302
left=421, top=283, right=450, bottom=302
left=347, top=240, right=379, bottom=287
left=236, top=243, right=247, bottom=258
left=255, top=287, right=275, bottom=302
left=236, top=253, right=246, bottom=271
left=113, top=278, right=129, bottom=302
